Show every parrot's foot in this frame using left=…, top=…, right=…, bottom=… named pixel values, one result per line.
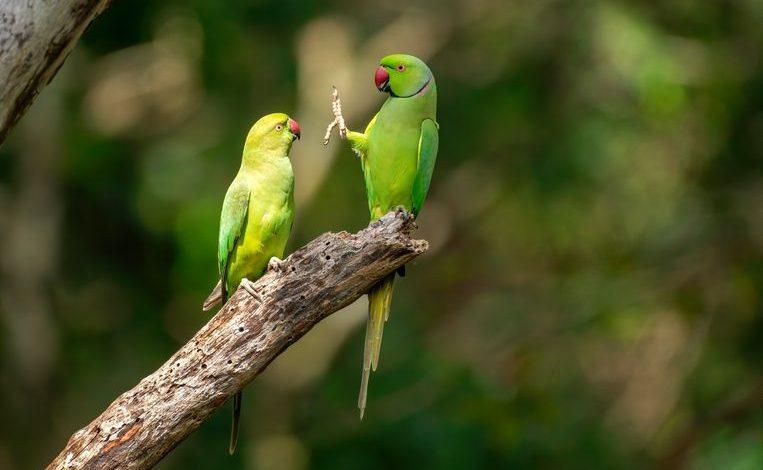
left=240, top=278, right=262, bottom=303
left=323, top=86, right=347, bottom=145
left=267, top=256, right=285, bottom=273
left=394, top=206, right=415, bottom=222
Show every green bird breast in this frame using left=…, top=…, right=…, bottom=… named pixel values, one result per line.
left=365, top=95, right=432, bottom=219
left=225, top=159, right=294, bottom=294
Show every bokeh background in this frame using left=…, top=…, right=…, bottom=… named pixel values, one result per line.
left=1, top=0, right=762, bottom=468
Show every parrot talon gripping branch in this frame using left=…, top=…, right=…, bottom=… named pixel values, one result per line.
left=267, top=256, right=285, bottom=273
left=239, top=278, right=262, bottom=302
left=394, top=205, right=416, bottom=223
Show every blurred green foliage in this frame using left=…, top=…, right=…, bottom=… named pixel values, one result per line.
left=0, top=0, right=761, bottom=469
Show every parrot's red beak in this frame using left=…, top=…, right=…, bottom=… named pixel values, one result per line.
left=375, top=66, right=390, bottom=92
left=288, top=118, right=301, bottom=140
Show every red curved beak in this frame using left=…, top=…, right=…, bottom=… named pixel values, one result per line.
left=375, top=66, right=390, bottom=92
left=288, top=118, right=300, bottom=140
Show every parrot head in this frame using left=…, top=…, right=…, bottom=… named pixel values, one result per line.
left=375, top=54, right=433, bottom=98
left=245, top=113, right=300, bottom=154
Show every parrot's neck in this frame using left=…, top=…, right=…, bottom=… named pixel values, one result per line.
left=240, top=146, right=291, bottom=171
left=384, top=79, right=437, bottom=119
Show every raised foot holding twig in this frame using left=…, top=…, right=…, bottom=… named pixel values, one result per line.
left=323, top=86, right=347, bottom=145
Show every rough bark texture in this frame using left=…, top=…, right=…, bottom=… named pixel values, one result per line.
left=0, top=0, right=110, bottom=144
left=47, top=212, right=427, bottom=470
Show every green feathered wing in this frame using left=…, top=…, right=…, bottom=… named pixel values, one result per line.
left=412, top=119, right=439, bottom=216
left=218, top=183, right=251, bottom=301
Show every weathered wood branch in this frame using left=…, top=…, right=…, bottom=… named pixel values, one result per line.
left=47, top=212, right=427, bottom=470
left=0, top=0, right=110, bottom=144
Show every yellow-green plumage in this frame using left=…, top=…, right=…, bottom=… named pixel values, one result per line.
left=204, top=112, right=300, bottom=454
left=221, top=149, right=294, bottom=296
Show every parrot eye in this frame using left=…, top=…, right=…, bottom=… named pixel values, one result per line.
left=396, top=64, right=405, bottom=72
left=275, top=124, right=283, bottom=131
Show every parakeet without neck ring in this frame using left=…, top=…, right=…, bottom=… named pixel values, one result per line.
left=203, top=112, right=300, bottom=454
left=342, top=54, right=439, bottom=418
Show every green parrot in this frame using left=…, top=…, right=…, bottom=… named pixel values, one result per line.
left=202, top=112, right=301, bottom=454
left=336, top=54, right=438, bottom=418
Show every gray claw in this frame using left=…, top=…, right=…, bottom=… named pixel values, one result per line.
left=267, top=256, right=284, bottom=273
left=394, top=206, right=414, bottom=221
left=240, top=278, right=261, bottom=302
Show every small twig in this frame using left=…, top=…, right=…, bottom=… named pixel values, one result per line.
left=323, top=86, right=347, bottom=145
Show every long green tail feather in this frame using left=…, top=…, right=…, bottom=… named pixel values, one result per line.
left=358, top=273, right=395, bottom=419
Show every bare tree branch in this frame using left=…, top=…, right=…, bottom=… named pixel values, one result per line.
left=0, top=0, right=110, bottom=145
left=46, top=212, right=428, bottom=470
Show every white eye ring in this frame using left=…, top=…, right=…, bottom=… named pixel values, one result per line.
left=275, top=124, right=283, bottom=131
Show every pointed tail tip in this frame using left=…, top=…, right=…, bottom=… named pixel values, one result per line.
left=359, top=406, right=365, bottom=421
left=228, top=427, right=238, bottom=455
left=228, top=428, right=239, bottom=455
left=203, top=280, right=223, bottom=311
